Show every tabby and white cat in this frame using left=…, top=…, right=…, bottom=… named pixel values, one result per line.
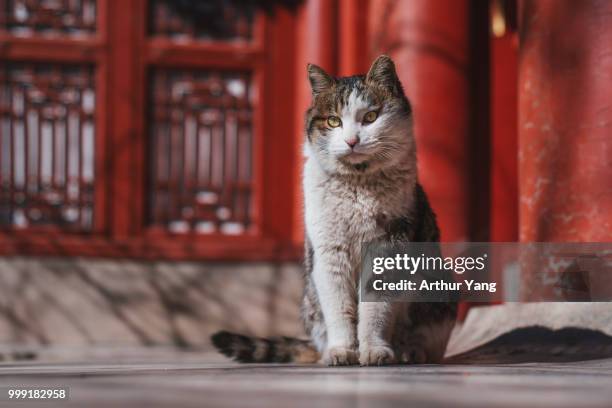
left=212, top=55, right=456, bottom=365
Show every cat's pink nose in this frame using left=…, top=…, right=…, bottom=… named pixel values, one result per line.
left=345, top=137, right=360, bottom=148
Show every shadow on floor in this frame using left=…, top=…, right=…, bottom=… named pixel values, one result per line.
left=446, top=326, right=612, bottom=364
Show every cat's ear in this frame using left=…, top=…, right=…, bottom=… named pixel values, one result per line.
left=366, top=55, right=399, bottom=93
left=307, top=63, right=335, bottom=96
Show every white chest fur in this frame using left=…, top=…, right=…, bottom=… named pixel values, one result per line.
left=303, top=157, right=414, bottom=268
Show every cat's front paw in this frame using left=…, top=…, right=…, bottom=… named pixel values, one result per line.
left=324, top=346, right=359, bottom=366
left=359, top=345, right=395, bottom=366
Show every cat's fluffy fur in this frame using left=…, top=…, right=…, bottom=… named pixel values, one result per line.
left=212, top=55, right=456, bottom=366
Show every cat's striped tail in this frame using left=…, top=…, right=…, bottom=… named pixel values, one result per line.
left=211, top=331, right=319, bottom=363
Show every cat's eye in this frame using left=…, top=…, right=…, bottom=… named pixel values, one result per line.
left=327, top=116, right=342, bottom=128
left=363, top=111, right=378, bottom=123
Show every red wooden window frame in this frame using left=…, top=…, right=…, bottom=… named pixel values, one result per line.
left=0, top=1, right=299, bottom=261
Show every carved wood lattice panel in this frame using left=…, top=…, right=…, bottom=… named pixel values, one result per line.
left=149, top=69, right=254, bottom=235
left=148, top=0, right=253, bottom=41
left=0, top=63, right=96, bottom=230
left=0, top=0, right=96, bottom=36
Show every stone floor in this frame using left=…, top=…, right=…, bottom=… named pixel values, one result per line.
left=3, top=303, right=612, bottom=407
left=1, top=349, right=612, bottom=408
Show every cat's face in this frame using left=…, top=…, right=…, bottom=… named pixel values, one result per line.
left=305, top=55, right=414, bottom=175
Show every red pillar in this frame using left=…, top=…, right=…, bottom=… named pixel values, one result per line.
left=338, top=0, right=369, bottom=77
left=491, top=31, right=518, bottom=242
left=519, top=0, right=612, bottom=243
left=519, top=0, right=612, bottom=299
left=369, top=0, right=471, bottom=242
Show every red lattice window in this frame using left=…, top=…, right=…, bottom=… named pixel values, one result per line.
left=0, top=1, right=297, bottom=260
left=0, top=0, right=96, bottom=36
left=0, top=62, right=96, bottom=231
left=148, top=0, right=253, bottom=41
left=148, top=69, right=254, bottom=235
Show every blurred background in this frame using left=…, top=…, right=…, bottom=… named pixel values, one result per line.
left=0, top=0, right=610, bottom=351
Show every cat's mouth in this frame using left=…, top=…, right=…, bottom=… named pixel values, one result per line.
left=339, top=151, right=370, bottom=164
left=353, top=162, right=369, bottom=171
left=338, top=152, right=371, bottom=172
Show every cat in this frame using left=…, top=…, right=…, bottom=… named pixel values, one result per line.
left=211, top=55, right=456, bottom=365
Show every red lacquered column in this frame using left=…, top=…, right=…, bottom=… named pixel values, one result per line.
left=519, top=0, right=612, bottom=298
left=338, top=0, right=369, bottom=76
left=369, top=0, right=471, bottom=242
left=519, top=0, right=612, bottom=243
left=490, top=32, right=518, bottom=243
